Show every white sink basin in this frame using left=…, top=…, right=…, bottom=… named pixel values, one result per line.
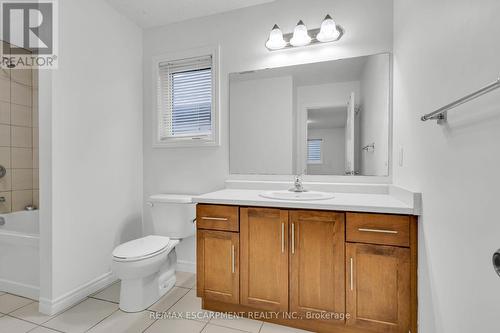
left=259, top=190, right=334, bottom=201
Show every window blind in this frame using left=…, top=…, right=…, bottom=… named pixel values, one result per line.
left=158, top=55, right=213, bottom=140
left=307, top=139, right=322, bottom=163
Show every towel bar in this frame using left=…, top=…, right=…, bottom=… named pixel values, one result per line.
left=421, top=77, right=500, bottom=124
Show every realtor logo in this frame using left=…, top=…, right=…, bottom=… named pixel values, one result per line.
left=0, top=0, right=58, bottom=68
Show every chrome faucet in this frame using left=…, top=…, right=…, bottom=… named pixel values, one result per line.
left=290, top=174, right=307, bottom=192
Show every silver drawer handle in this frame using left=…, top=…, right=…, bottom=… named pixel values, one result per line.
left=281, top=222, right=285, bottom=253
left=358, top=228, right=398, bottom=234
left=291, top=223, right=295, bottom=254
left=350, top=257, right=354, bottom=291
left=231, top=245, right=235, bottom=274
left=201, top=217, right=228, bottom=221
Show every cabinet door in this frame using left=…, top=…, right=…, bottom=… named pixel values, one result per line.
left=240, top=207, right=289, bottom=312
left=197, top=230, right=239, bottom=304
left=290, top=211, right=345, bottom=323
left=346, top=243, right=410, bottom=333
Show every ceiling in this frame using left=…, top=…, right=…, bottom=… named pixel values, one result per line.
left=105, top=0, right=275, bottom=28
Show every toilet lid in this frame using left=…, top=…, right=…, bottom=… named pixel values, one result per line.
left=112, top=235, right=171, bottom=260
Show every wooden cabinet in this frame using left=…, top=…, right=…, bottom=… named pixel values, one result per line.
left=196, top=205, right=418, bottom=333
left=289, top=210, right=345, bottom=323
left=240, top=207, right=289, bottom=312
left=197, top=204, right=239, bottom=232
left=346, top=212, right=410, bottom=247
left=197, top=230, right=239, bottom=304
left=346, top=243, right=411, bottom=333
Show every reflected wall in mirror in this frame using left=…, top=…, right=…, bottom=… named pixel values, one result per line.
left=229, top=53, right=391, bottom=176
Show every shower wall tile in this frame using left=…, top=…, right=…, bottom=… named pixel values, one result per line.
left=32, top=70, right=38, bottom=88
left=0, top=102, right=10, bottom=124
left=11, top=104, right=32, bottom=127
left=12, top=148, right=33, bottom=168
left=11, top=126, right=32, bottom=148
left=0, top=147, right=10, bottom=167
left=0, top=79, right=9, bottom=102
left=32, top=105, right=38, bottom=127
left=11, top=190, right=32, bottom=211
left=11, top=169, right=33, bottom=190
left=0, top=124, right=11, bottom=146
left=32, top=88, right=38, bottom=127
left=32, top=148, right=38, bottom=168
left=0, top=169, right=11, bottom=191
left=33, top=128, right=38, bottom=148
left=0, top=191, right=11, bottom=213
left=0, top=45, right=38, bottom=213
left=11, top=82, right=31, bottom=107
left=11, top=69, right=32, bottom=87
left=33, top=169, right=39, bottom=190
left=0, top=67, right=9, bottom=81
left=33, top=190, right=39, bottom=209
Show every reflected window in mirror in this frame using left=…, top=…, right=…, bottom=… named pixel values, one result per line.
left=307, top=139, right=323, bottom=164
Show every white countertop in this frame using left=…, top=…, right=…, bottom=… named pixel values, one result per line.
left=193, top=189, right=420, bottom=215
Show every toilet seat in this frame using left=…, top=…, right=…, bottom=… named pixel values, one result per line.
left=113, top=235, right=173, bottom=262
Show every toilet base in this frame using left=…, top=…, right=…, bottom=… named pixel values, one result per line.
left=118, top=249, right=177, bottom=312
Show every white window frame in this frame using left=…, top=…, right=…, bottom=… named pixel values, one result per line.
left=307, top=138, right=323, bottom=164
left=152, top=45, right=220, bottom=148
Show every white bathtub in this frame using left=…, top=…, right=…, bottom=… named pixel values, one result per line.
left=0, top=210, right=39, bottom=299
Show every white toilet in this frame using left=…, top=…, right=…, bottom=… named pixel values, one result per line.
left=112, top=194, right=195, bottom=312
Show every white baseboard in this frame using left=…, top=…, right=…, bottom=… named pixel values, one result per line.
left=177, top=260, right=196, bottom=273
left=39, top=272, right=117, bottom=315
left=0, top=278, right=39, bottom=300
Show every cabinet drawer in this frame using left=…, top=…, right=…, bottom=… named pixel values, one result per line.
left=197, top=204, right=239, bottom=232
left=346, top=213, right=410, bottom=247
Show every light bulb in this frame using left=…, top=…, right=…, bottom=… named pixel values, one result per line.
left=265, top=24, right=286, bottom=50
left=317, top=14, right=340, bottom=42
left=290, top=20, right=311, bottom=47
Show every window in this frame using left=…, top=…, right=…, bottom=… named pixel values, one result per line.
left=307, top=139, right=322, bottom=164
left=154, top=48, right=218, bottom=147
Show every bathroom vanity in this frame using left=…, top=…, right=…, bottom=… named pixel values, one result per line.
left=194, top=189, right=418, bottom=333
left=197, top=51, right=419, bottom=332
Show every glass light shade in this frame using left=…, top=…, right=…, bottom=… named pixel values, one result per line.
left=317, top=14, right=340, bottom=42
left=265, top=24, right=286, bottom=50
left=290, top=20, right=311, bottom=47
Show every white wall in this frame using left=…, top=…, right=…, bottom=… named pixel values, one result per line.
left=359, top=54, right=390, bottom=175
left=393, top=0, right=500, bottom=332
left=307, top=128, right=345, bottom=175
left=143, top=0, right=393, bottom=267
left=230, top=76, right=294, bottom=174
left=40, top=0, right=143, bottom=313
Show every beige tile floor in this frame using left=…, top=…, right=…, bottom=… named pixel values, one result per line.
left=0, top=272, right=311, bottom=333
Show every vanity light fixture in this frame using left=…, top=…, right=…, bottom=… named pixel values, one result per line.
left=265, top=14, right=344, bottom=51
left=265, top=24, right=287, bottom=50
left=290, top=20, right=311, bottom=47
left=317, top=14, right=340, bottom=42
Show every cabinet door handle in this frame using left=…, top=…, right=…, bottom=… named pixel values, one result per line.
left=358, top=228, right=398, bottom=234
left=281, top=222, right=285, bottom=253
left=350, top=257, right=354, bottom=291
left=231, top=245, right=235, bottom=274
left=201, top=216, right=228, bottom=221
left=291, top=223, right=295, bottom=254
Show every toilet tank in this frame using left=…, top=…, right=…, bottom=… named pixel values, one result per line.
left=148, top=194, right=196, bottom=239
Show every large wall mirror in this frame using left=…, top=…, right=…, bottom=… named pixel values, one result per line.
left=229, top=53, right=391, bottom=177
